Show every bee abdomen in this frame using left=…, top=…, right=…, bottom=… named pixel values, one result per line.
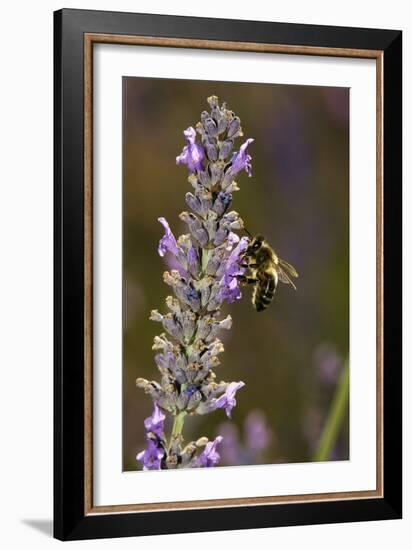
left=253, top=272, right=276, bottom=312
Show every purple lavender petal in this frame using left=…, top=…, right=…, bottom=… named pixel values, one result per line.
left=214, top=381, right=245, bottom=418
left=226, top=231, right=240, bottom=251
left=219, top=276, right=242, bottom=304
left=187, top=246, right=199, bottom=273
left=158, top=217, right=179, bottom=257
left=144, top=402, right=166, bottom=438
left=176, top=127, right=205, bottom=173
left=136, top=439, right=164, bottom=470
left=219, top=236, right=249, bottom=303
left=230, top=138, right=254, bottom=177
left=196, top=435, right=223, bottom=467
left=163, top=250, right=188, bottom=278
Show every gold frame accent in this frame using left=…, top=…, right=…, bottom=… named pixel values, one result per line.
left=84, top=34, right=384, bottom=515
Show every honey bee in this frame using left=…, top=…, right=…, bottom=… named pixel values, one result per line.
left=239, top=234, right=298, bottom=312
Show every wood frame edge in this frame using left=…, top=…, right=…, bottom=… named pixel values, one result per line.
left=83, top=33, right=384, bottom=515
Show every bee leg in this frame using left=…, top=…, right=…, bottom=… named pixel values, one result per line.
left=237, top=275, right=258, bottom=285
left=240, top=262, right=258, bottom=268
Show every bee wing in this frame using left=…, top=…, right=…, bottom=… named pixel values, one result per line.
left=278, top=258, right=299, bottom=278
left=278, top=268, right=297, bottom=290
left=277, top=260, right=298, bottom=290
left=277, top=269, right=290, bottom=284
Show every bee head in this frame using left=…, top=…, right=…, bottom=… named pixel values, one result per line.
left=248, top=234, right=264, bottom=253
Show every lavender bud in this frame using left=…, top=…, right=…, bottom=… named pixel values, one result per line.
left=198, top=169, right=212, bottom=189
left=181, top=310, right=196, bottom=342
left=203, top=211, right=218, bottom=242
left=187, top=246, right=200, bottom=277
left=225, top=181, right=240, bottom=193
left=212, top=191, right=232, bottom=216
left=205, top=141, right=218, bottom=161
left=207, top=95, right=219, bottom=109
left=149, top=309, right=163, bottom=322
left=217, top=116, right=228, bottom=135
left=219, top=139, right=234, bottom=160
left=200, top=111, right=210, bottom=124
left=136, top=378, right=163, bottom=400
left=165, top=454, right=179, bottom=469
left=209, top=161, right=225, bottom=185
left=187, top=390, right=202, bottom=410
left=198, top=276, right=214, bottom=308
left=162, top=314, right=184, bottom=342
left=203, top=117, right=218, bottom=137
left=195, top=315, right=215, bottom=341
left=152, top=333, right=174, bottom=353
left=177, top=392, right=190, bottom=410
left=179, top=211, right=209, bottom=246
left=227, top=116, right=242, bottom=139
left=205, top=247, right=225, bottom=276
left=180, top=443, right=197, bottom=466
left=165, top=295, right=181, bottom=315
left=185, top=192, right=203, bottom=215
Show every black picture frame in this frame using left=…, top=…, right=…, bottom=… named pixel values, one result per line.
left=54, top=8, right=402, bottom=541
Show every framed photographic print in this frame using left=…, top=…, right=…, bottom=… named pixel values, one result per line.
left=54, top=8, right=402, bottom=541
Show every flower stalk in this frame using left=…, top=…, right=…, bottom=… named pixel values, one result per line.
left=136, top=95, right=254, bottom=470
left=171, top=412, right=186, bottom=441
left=313, top=361, right=349, bottom=462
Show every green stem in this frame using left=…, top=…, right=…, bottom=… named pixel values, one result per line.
left=168, top=411, right=187, bottom=452
left=201, top=249, right=210, bottom=274
left=313, top=361, right=349, bottom=462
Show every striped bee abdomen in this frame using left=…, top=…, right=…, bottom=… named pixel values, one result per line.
left=252, top=270, right=277, bottom=312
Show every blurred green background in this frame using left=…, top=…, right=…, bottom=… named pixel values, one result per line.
left=122, top=77, right=349, bottom=470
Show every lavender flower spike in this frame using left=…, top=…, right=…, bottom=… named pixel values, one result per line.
left=176, top=127, right=205, bottom=173
left=137, top=96, right=254, bottom=470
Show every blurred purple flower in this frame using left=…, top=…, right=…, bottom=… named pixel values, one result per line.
left=196, top=435, right=223, bottom=467
left=158, top=217, right=179, bottom=257
left=322, top=88, right=349, bottom=128
left=136, top=439, right=164, bottom=470
left=313, top=343, right=342, bottom=385
left=176, top=126, right=205, bottom=173
left=230, top=138, right=254, bottom=177
left=144, top=403, right=166, bottom=438
left=218, top=423, right=241, bottom=464
left=217, top=409, right=274, bottom=466
left=245, top=410, right=273, bottom=452
left=214, top=381, right=245, bottom=418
